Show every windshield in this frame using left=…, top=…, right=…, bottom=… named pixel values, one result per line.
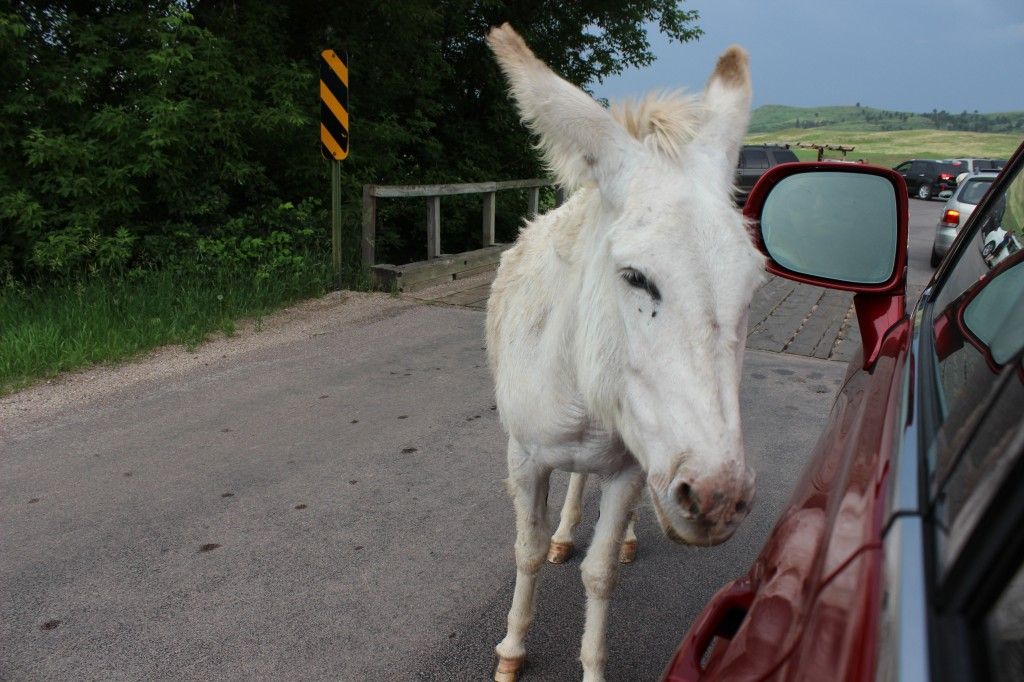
left=959, top=178, right=996, bottom=205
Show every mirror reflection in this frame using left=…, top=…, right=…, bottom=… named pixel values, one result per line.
left=761, top=172, right=898, bottom=284
left=962, top=257, right=1024, bottom=365
left=978, top=187, right=1024, bottom=268
left=934, top=251, right=1024, bottom=373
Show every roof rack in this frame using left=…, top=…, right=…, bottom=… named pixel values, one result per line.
left=796, top=142, right=856, bottom=161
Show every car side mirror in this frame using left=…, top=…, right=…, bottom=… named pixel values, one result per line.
left=744, top=163, right=910, bottom=368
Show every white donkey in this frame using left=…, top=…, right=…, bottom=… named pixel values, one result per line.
left=485, top=24, right=763, bottom=682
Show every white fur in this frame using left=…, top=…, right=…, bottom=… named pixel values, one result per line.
left=485, top=24, right=764, bottom=682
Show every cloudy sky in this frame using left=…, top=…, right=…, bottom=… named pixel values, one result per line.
left=595, top=0, right=1024, bottom=113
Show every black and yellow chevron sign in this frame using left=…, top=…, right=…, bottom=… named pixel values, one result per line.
left=320, top=49, right=349, bottom=161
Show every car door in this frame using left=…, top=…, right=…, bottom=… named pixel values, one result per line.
left=912, top=160, right=932, bottom=188
left=895, top=162, right=917, bottom=193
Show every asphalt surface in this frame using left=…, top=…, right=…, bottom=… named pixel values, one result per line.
left=1, top=200, right=942, bottom=681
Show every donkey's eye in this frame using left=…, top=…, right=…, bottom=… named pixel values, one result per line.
left=620, top=268, right=661, bottom=302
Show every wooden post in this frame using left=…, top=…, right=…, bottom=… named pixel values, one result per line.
left=482, top=191, right=496, bottom=247
left=361, top=185, right=376, bottom=268
left=527, top=187, right=539, bottom=218
left=331, top=161, right=343, bottom=281
left=426, top=196, right=441, bottom=259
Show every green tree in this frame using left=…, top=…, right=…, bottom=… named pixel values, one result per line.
left=0, top=1, right=702, bottom=277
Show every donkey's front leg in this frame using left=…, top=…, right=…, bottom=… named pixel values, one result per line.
left=495, top=442, right=552, bottom=682
left=579, top=465, right=644, bottom=682
left=548, top=472, right=587, bottom=563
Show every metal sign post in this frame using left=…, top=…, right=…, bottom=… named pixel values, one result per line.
left=320, top=49, right=349, bottom=282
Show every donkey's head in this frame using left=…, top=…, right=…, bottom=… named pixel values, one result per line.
left=488, top=25, right=764, bottom=546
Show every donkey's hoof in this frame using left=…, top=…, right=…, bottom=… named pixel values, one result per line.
left=495, top=655, right=524, bottom=682
left=619, top=539, right=637, bottom=564
left=547, top=541, right=573, bottom=564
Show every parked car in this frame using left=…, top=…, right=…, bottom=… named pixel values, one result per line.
left=947, top=157, right=1008, bottom=175
left=663, top=140, right=1024, bottom=680
left=931, top=170, right=1000, bottom=266
left=735, top=144, right=799, bottom=205
left=893, top=159, right=962, bottom=200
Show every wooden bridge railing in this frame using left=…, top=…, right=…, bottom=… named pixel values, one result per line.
left=360, top=178, right=555, bottom=267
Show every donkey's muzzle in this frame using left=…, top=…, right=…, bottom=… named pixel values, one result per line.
left=648, top=466, right=755, bottom=546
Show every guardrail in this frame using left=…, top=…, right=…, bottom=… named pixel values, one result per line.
left=360, top=178, right=554, bottom=268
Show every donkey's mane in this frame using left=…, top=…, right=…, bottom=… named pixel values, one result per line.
left=528, top=89, right=703, bottom=190
left=610, top=90, right=702, bottom=167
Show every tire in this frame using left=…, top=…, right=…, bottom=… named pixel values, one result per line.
left=916, top=183, right=932, bottom=200
left=930, top=246, right=942, bottom=268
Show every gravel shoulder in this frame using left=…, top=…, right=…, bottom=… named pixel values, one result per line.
left=1, top=291, right=416, bottom=434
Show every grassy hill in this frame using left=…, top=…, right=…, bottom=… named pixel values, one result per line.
left=749, top=104, right=1024, bottom=135
left=746, top=105, right=1024, bottom=167
left=751, top=105, right=926, bottom=133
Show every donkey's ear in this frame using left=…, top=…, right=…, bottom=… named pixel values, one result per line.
left=487, top=24, right=639, bottom=200
left=692, top=46, right=753, bottom=187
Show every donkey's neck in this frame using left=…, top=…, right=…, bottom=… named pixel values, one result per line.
left=544, top=188, right=623, bottom=430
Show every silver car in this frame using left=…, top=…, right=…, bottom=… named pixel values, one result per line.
left=931, top=170, right=1000, bottom=266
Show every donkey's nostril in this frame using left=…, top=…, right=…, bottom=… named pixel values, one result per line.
left=734, top=500, right=748, bottom=514
left=676, top=482, right=700, bottom=515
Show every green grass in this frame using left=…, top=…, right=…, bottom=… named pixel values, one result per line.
left=746, top=127, right=1023, bottom=167
left=0, top=253, right=367, bottom=396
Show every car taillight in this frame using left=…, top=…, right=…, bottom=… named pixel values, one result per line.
left=939, top=173, right=953, bottom=181
left=942, top=209, right=960, bottom=226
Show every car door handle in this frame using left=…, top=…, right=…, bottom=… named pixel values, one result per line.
left=662, top=579, right=755, bottom=681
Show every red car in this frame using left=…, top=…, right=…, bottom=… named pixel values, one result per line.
left=663, top=140, right=1024, bottom=681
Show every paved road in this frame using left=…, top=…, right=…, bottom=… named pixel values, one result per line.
left=907, top=196, right=944, bottom=297
left=1, top=201, right=942, bottom=681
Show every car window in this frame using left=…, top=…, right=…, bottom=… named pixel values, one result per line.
left=929, top=158, right=1024, bottom=572
left=895, top=162, right=911, bottom=173
left=939, top=162, right=961, bottom=176
left=959, top=178, right=996, bottom=205
left=742, top=149, right=769, bottom=169
left=774, top=149, right=798, bottom=164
